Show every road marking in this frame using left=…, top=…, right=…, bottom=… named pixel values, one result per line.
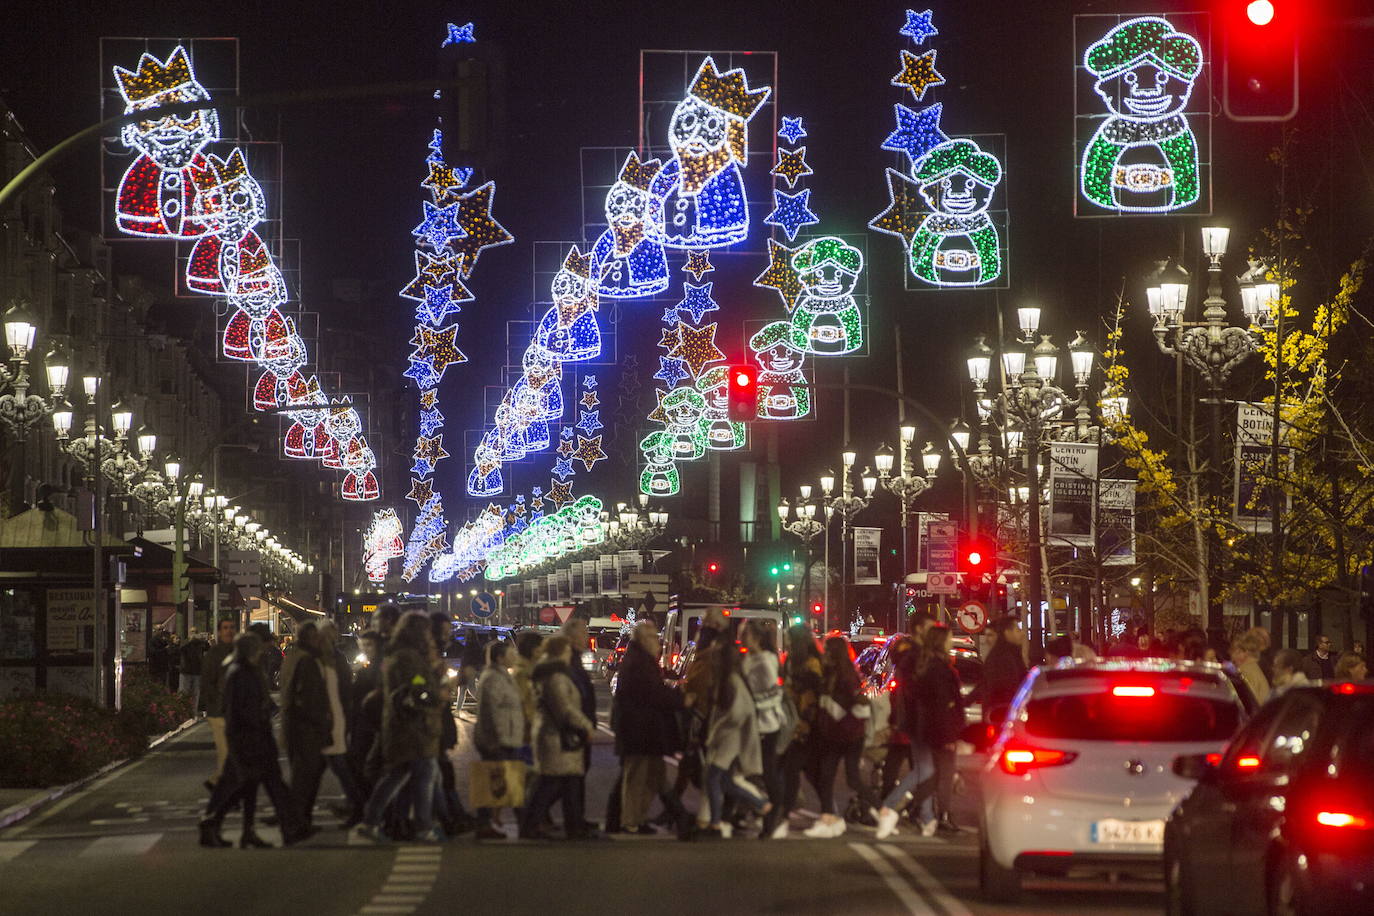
left=80, top=833, right=162, bottom=857
left=356, top=845, right=442, bottom=916
left=0, top=840, right=36, bottom=862
left=877, top=844, right=975, bottom=916
left=850, top=842, right=936, bottom=915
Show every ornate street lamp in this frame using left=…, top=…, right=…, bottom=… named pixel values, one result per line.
left=0, top=305, right=66, bottom=440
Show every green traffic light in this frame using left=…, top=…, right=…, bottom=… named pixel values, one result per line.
left=770, top=566, right=780, bottom=576
left=782, top=562, right=792, bottom=571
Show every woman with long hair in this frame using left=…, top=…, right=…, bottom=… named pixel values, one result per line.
left=775, top=625, right=823, bottom=838
left=351, top=611, right=446, bottom=843
left=520, top=636, right=597, bottom=839
left=740, top=619, right=784, bottom=837
left=701, top=637, right=771, bottom=838
left=804, top=635, right=874, bottom=838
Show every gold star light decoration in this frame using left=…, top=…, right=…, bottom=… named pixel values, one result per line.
left=770, top=147, right=814, bottom=189
left=414, top=435, right=450, bottom=466
left=753, top=238, right=803, bottom=312
left=449, top=181, right=515, bottom=276
left=419, top=389, right=438, bottom=410
left=658, top=324, right=683, bottom=351
left=406, top=477, right=434, bottom=507
left=669, top=321, right=726, bottom=376
left=556, top=437, right=575, bottom=458
left=400, top=250, right=471, bottom=302
left=867, top=167, right=925, bottom=245
left=891, top=48, right=945, bottom=101
left=683, top=249, right=714, bottom=282
left=647, top=389, right=669, bottom=423
left=547, top=479, right=574, bottom=508
left=420, top=160, right=467, bottom=201
left=409, top=323, right=467, bottom=373
left=581, top=391, right=599, bottom=409
left=573, top=435, right=607, bottom=472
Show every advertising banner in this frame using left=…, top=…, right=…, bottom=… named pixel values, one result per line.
left=600, top=555, right=618, bottom=594
left=914, top=511, right=951, bottom=572
left=853, top=527, right=882, bottom=585
left=1234, top=403, right=1292, bottom=535
left=1048, top=441, right=1098, bottom=547
left=1098, top=478, right=1137, bottom=566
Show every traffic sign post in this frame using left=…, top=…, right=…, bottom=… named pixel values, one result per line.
left=956, top=599, right=988, bottom=634
left=927, top=572, right=959, bottom=595
left=470, top=592, right=496, bottom=619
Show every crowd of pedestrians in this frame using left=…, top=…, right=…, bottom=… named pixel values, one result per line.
left=184, top=601, right=1368, bottom=848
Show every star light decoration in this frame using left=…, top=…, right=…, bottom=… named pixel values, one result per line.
left=418, top=406, right=445, bottom=437
left=899, top=9, right=939, bottom=45
left=764, top=188, right=820, bottom=242
left=576, top=410, right=603, bottom=436
left=669, top=321, right=727, bottom=376
left=409, top=323, right=466, bottom=376
left=676, top=281, right=720, bottom=323
left=683, top=250, right=713, bottom=282
left=754, top=238, right=803, bottom=311
left=413, top=200, right=467, bottom=250
left=771, top=147, right=813, bottom=189
left=406, top=477, right=435, bottom=507
left=420, top=160, right=470, bottom=200
left=449, top=182, right=514, bottom=276
left=551, top=457, right=575, bottom=480
left=867, top=167, right=925, bottom=244
left=580, top=390, right=599, bottom=409
left=416, top=283, right=465, bottom=326
left=891, top=49, right=946, bottom=101
left=573, top=435, right=607, bottom=472
left=778, top=116, right=807, bottom=144
left=880, top=102, right=948, bottom=164
left=655, top=356, right=690, bottom=387
left=547, top=480, right=574, bottom=508
left=442, top=22, right=475, bottom=46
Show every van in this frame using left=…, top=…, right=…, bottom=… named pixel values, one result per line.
left=660, top=604, right=786, bottom=673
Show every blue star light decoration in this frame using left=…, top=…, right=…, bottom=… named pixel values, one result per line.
left=881, top=102, right=949, bottom=164
left=560, top=426, right=575, bottom=440
left=576, top=410, right=604, bottom=436
left=412, top=455, right=436, bottom=477
left=413, top=200, right=466, bottom=251
left=778, top=116, right=807, bottom=144
left=582, top=375, right=597, bottom=389
left=442, top=22, right=475, bottom=47
left=661, top=305, right=681, bottom=325
left=676, top=282, right=719, bottom=323
left=765, top=188, right=820, bottom=242
left=551, top=457, right=575, bottom=481
left=404, top=358, right=441, bottom=389
left=655, top=356, right=690, bottom=387
left=418, top=407, right=445, bottom=437
left=900, top=9, right=939, bottom=45
left=416, top=284, right=465, bottom=326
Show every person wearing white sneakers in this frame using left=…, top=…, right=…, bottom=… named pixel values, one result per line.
left=876, top=625, right=963, bottom=840
left=804, top=635, right=874, bottom=839
left=701, top=640, right=771, bottom=839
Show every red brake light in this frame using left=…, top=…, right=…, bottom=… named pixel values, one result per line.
left=1205, top=753, right=1223, bottom=767
left=1237, top=755, right=1262, bottom=769
left=1316, top=811, right=1370, bottom=829
left=887, top=679, right=898, bottom=692
left=1112, top=685, right=1156, bottom=698
left=999, top=744, right=1078, bottom=776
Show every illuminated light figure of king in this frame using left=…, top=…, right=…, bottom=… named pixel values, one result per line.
left=908, top=139, right=1003, bottom=287
left=650, top=56, right=771, bottom=250
left=466, top=440, right=504, bottom=498
left=660, top=387, right=709, bottom=462
left=252, top=313, right=306, bottom=411
left=319, top=401, right=362, bottom=470
left=112, top=46, right=220, bottom=239
left=751, top=321, right=811, bottom=420
left=534, top=249, right=602, bottom=363
left=591, top=152, right=669, bottom=299
left=696, top=367, right=745, bottom=451
left=1080, top=16, right=1202, bottom=213
left=186, top=149, right=276, bottom=297
left=639, top=430, right=682, bottom=497
left=788, top=237, right=865, bottom=355
left=283, top=376, right=329, bottom=460
left=341, top=437, right=380, bottom=501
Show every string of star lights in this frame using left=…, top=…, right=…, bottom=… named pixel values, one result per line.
left=110, top=44, right=376, bottom=501
left=867, top=9, right=1008, bottom=289
left=637, top=57, right=771, bottom=496
left=1078, top=15, right=1203, bottom=214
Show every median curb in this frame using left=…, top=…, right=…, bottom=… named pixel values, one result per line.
left=0, top=716, right=200, bottom=831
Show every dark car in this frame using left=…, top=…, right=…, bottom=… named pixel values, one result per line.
left=1164, top=682, right=1374, bottom=916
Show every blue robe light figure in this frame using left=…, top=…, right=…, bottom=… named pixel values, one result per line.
left=787, top=237, right=865, bottom=356
left=534, top=247, right=602, bottom=363
left=1080, top=16, right=1202, bottom=213
left=649, top=57, right=771, bottom=250
left=751, top=322, right=811, bottom=420
left=661, top=387, right=709, bottom=462
left=591, top=152, right=669, bottom=299
left=696, top=366, right=746, bottom=451
left=467, top=439, right=504, bottom=497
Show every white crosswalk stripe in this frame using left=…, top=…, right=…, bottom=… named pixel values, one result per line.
left=0, top=840, right=37, bottom=862
left=79, top=833, right=163, bottom=857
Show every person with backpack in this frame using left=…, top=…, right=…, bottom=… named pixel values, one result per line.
left=701, top=638, right=771, bottom=838
left=804, top=635, right=874, bottom=839
left=740, top=619, right=786, bottom=838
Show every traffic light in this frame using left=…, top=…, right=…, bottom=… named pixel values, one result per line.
left=811, top=601, right=824, bottom=616
left=958, top=535, right=995, bottom=577
left=726, top=364, right=758, bottom=422
left=1223, top=0, right=1300, bottom=121
left=706, top=561, right=720, bottom=574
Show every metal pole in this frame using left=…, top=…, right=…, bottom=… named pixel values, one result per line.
left=823, top=511, right=831, bottom=634
left=1208, top=389, right=1225, bottom=644
left=211, top=446, right=220, bottom=632
left=1027, top=431, right=1044, bottom=659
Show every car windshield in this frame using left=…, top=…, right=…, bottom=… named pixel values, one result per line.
left=1024, top=683, right=1241, bottom=742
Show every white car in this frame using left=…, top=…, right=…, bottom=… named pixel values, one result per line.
left=977, top=658, right=1247, bottom=902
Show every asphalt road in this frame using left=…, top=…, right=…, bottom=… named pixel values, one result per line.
left=0, top=681, right=1165, bottom=916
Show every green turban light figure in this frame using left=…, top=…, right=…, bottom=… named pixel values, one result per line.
left=908, top=138, right=1003, bottom=287
left=788, top=236, right=865, bottom=355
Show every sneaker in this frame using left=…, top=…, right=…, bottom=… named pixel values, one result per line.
left=831, top=819, right=847, bottom=838
left=769, top=821, right=790, bottom=840
left=875, top=808, right=900, bottom=840
left=417, top=826, right=445, bottom=844
left=718, top=822, right=733, bottom=840
left=803, top=819, right=836, bottom=838
left=920, top=819, right=938, bottom=838
left=349, top=824, right=386, bottom=845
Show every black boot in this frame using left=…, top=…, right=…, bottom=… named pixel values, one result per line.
left=239, top=829, right=272, bottom=849
left=198, top=818, right=231, bottom=848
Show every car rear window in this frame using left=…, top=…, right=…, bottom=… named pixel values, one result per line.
left=1025, top=688, right=1241, bottom=742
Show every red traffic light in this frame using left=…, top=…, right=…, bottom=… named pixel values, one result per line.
left=958, top=535, right=995, bottom=575
left=1224, top=0, right=1299, bottom=121
left=726, top=364, right=758, bottom=422
left=1246, top=0, right=1274, bottom=26
left=706, top=562, right=720, bottom=574
left=811, top=601, right=824, bottom=615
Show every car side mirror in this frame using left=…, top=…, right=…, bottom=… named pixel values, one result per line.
left=960, top=722, right=996, bottom=751
left=1172, top=752, right=1219, bottom=782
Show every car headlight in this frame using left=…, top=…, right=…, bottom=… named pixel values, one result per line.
left=354, top=653, right=367, bottom=666
left=446, top=668, right=459, bottom=680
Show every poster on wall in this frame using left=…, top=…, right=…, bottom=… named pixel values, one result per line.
left=1073, top=12, right=1212, bottom=217
left=1048, top=442, right=1098, bottom=547
left=46, top=589, right=96, bottom=653
left=853, top=527, right=882, bottom=585
left=1099, top=479, right=1138, bottom=565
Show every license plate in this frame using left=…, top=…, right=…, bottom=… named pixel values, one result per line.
left=1092, top=819, right=1164, bottom=846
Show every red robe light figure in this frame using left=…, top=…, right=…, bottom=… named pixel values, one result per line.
left=252, top=313, right=306, bottom=411
left=341, top=436, right=380, bottom=502
left=112, top=46, right=220, bottom=239
left=319, top=400, right=362, bottom=470
left=283, top=375, right=328, bottom=460
left=186, top=149, right=274, bottom=297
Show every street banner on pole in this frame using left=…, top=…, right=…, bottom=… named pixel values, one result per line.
left=853, top=527, right=882, bottom=585
left=600, top=555, right=618, bottom=594
left=582, top=559, right=599, bottom=596
left=1048, top=441, right=1098, bottom=547
left=617, top=550, right=642, bottom=591
left=926, top=520, right=958, bottom=573
left=1233, top=402, right=1291, bottom=534
left=571, top=564, right=585, bottom=599
left=915, top=511, right=951, bottom=572
left=1099, top=478, right=1137, bottom=566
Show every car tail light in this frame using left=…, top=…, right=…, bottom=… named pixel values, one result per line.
left=671, top=653, right=680, bottom=666
left=1205, top=753, right=1223, bottom=767
left=1112, top=685, right=1156, bottom=697
left=1236, top=755, right=1262, bottom=769
left=887, top=679, right=898, bottom=692
left=1316, top=810, right=1371, bottom=829
left=999, top=744, right=1078, bottom=775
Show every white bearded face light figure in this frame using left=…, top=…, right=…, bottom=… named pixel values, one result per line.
left=192, top=151, right=267, bottom=240
left=115, top=47, right=221, bottom=169
left=324, top=403, right=362, bottom=443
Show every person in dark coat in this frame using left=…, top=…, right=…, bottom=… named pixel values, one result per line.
left=351, top=612, right=445, bottom=843
left=1303, top=633, right=1338, bottom=681
left=429, top=611, right=472, bottom=836
left=915, top=625, right=964, bottom=834
left=519, top=636, right=597, bottom=840
left=199, top=632, right=312, bottom=848
left=283, top=622, right=330, bottom=827
left=347, top=630, right=383, bottom=794
left=874, top=637, right=928, bottom=838
left=981, top=615, right=1028, bottom=722
left=561, top=617, right=599, bottom=833
left=616, top=621, right=685, bottom=834
left=199, top=618, right=237, bottom=791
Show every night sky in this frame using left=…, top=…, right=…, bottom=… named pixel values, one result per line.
left=4, top=0, right=1373, bottom=542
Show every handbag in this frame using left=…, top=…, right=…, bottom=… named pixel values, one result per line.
left=817, top=694, right=867, bottom=747
left=468, top=759, right=527, bottom=808
left=559, top=726, right=587, bottom=752
left=775, top=690, right=800, bottom=749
